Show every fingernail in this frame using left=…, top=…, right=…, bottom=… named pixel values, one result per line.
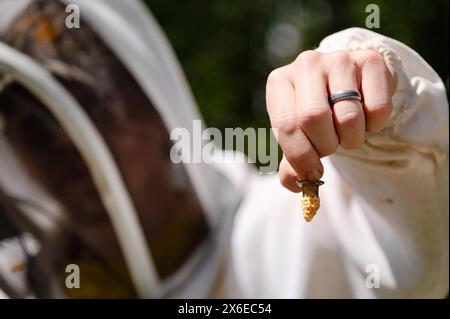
left=305, top=169, right=322, bottom=180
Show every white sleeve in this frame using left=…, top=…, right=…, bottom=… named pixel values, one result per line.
left=317, top=28, right=448, bottom=297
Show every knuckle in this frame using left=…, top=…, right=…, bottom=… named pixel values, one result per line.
left=330, top=50, right=351, bottom=66
left=341, top=136, right=365, bottom=150
left=300, top=107, right=331, bottom=127
left=336, top=109, right=361, bottom=127
left=366, top=102, right=393, bottom=133
left=266, top=67, right=285, bottom=87
left=273, top=115, right=299, bottom=136
left=284, top=140, right=315, bottom=164
left=296, top=50, right=322, bottom=66
left=318, top=142, right=338, bottom=157
left=367, top=101, right=393, bottom=115
left=362, top=50, right=384, bottom=67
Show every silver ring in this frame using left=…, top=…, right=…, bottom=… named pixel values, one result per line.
left=329, top=90, right=362, bottom=105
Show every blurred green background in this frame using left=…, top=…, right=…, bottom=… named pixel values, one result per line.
left=147, top=0, right=448, bottom=133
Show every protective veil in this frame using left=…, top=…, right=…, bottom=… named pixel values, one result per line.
left=0, top=0, right=448, bottom=299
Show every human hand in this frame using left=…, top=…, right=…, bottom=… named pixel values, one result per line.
left=265, top=49, right=396, bottom=192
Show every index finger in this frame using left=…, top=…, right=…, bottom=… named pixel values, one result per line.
left=266, top=67, right=323, bottom=181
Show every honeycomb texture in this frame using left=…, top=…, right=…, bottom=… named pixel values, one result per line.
left=301, top=195, right=320, bottom=222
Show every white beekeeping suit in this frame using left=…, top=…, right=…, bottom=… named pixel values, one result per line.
left=0, top=0, right=448, bottom=299
left=227, top=28, right=448, bottom=298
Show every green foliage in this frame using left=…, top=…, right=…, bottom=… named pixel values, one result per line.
left=146, top=0, right=448, bottom=130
